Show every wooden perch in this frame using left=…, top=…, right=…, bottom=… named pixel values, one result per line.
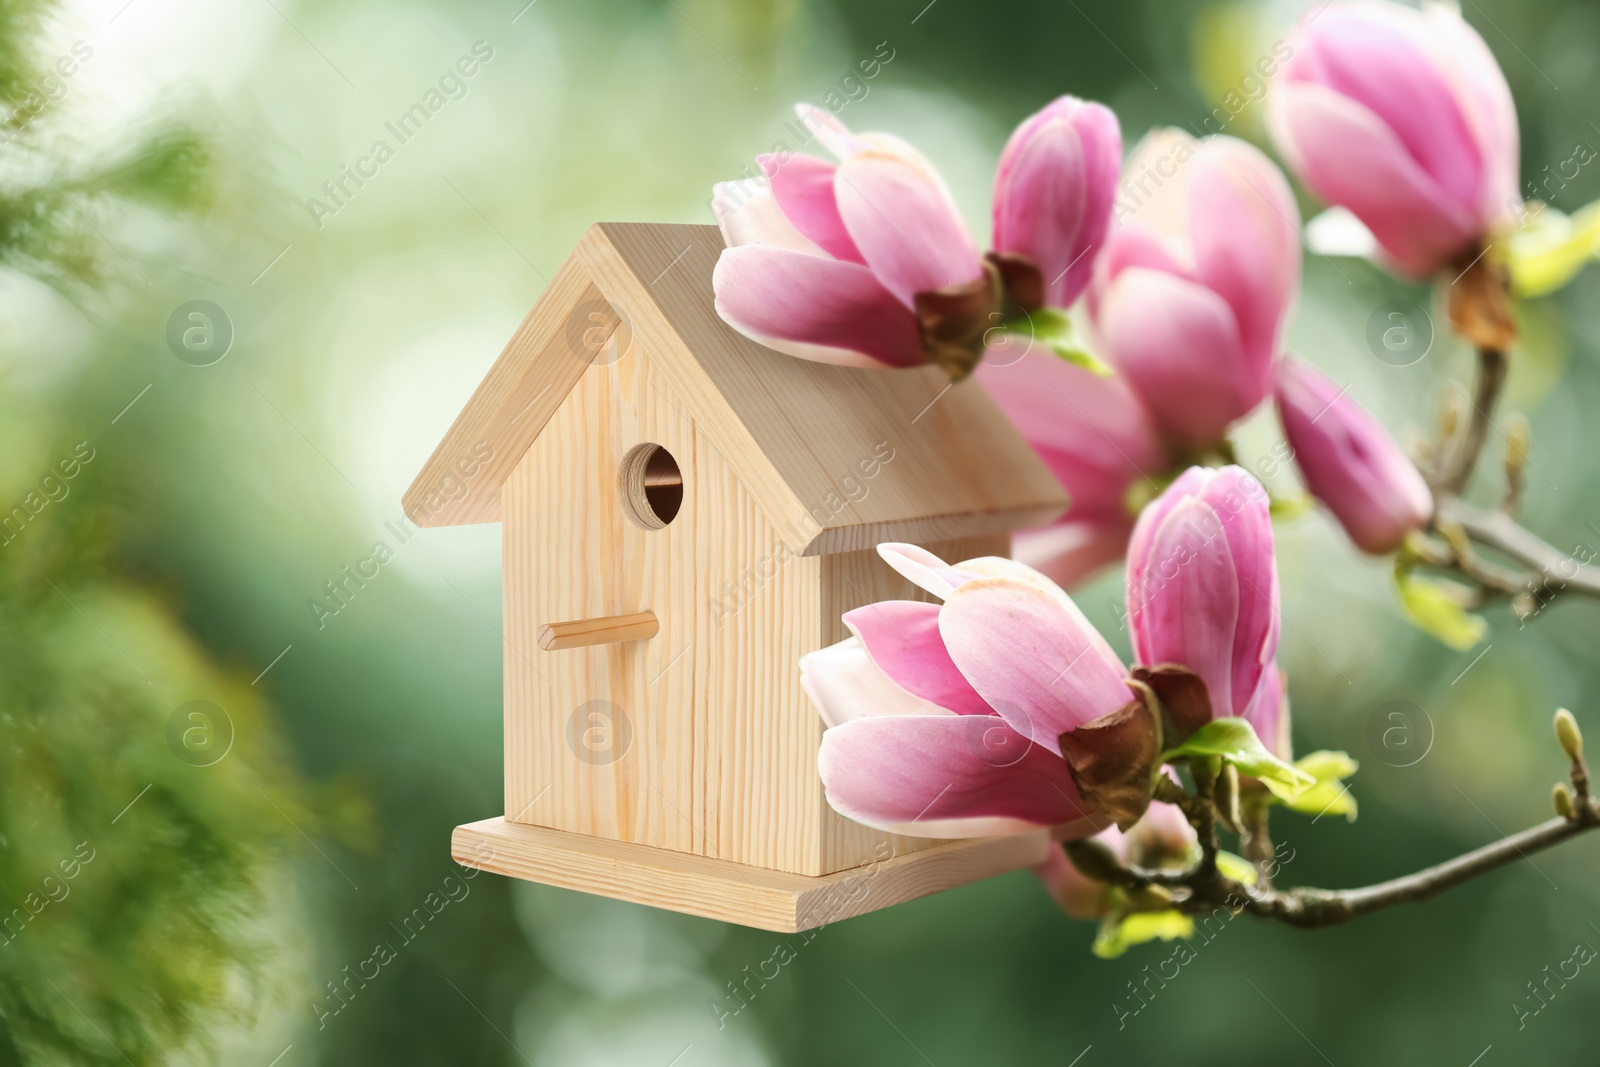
left=537, top=610, right=659, bottom=651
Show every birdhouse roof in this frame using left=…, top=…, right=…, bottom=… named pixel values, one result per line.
left=404, top=222, right=1068, bottom=556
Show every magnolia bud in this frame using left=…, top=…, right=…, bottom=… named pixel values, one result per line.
left=1505, top=414, right=1530, bottom=478
left=1554, top=782, right=1574, bottom=819
left=1555, top=708, right=1584, bottom=763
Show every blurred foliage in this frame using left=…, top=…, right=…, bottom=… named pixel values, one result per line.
left=0, top=0, right=316, bottom=1063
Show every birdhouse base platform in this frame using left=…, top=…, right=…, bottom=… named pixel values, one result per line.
left=451, top=817, right=1052, bottom=932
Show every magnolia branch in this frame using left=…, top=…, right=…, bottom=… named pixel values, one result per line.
left=1420, top=335, right=1600, bottom=611
left=1072, top=714, right=1597, bottom=931
left=1227, top=804, right=1597, bottom=928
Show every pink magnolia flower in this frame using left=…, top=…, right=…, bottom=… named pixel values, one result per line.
left=1035, top=800, right=1197, bottom=919
left=805, top=485, right=1289, bottom=840
left=992, top=95, right=1122, bottom=309
left=711, top=100, right=1121, bottom=372
left=803, top=544, right=1132, bottom=838
left=1270, top=0, right=1520, bottom=277
left=1274, top=355, right=1434, bottom=554
left=711, top=106, right=981, bottom=369
left=1125, top=465, right=1281, bottom=721
left=975, top=348, right=1167, bottom=588
left=1089, top=131, right=1301, bottom=449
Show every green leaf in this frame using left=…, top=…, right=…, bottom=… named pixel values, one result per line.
left=1269, top=750, right=1359, bottom=820
left=1215, top=850, right=1259, bottom=886
left=1395, top=569, right=1487, bottom=651
left=1091, top=910, right=1194, bottom=959
left=1159, top=717, right=1314, bottom=797
left=1507, top=199, right=1600, bottom=298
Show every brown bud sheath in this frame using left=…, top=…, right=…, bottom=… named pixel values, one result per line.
left=912, top=253, right=1047, bottom=382
left=985, top=251, right=1045, bottom=316
left=1446, top=247, right=1516, bottom=352
left=913, top=262, right=1003, bottom=382
left=1059, top=685, right=1163, bottom=831
left=1128, top=664, right=1214, bottom=745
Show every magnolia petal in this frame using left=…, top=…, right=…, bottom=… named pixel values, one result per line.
left=759, top=153, right=866, bottom=265
left=817, top=714, right=1098, bottom=837
left=1241, top=661, right=1290, bottom=761
left=835, top=151, right=984, bottom=308
left=1306, top=206, right=1380, bottom=259
left=711, top=180, right=823, bottom=253
left=1289, top=6, right=1486, bottom=216
left=1199, top=466, right=1279, bottom=715
left=799, top=637, right=954, bottom=728
left=993, top=108, right=1091, bottom=308
left=876, top=543, right=977, bottom=600
left=1189, top=138, right=1300, bottom=389
left=842, top=600, right=992, bottom=716
left=712, top=245, right=925, bottom=368
left=940, top=576, right=1130, bottom=756
left=975, top=343, right=1166, bottom=518
left=1096, top=267, right=1257, bottom=448
left=1424, top=2, right=1520, bottom=229
left=1275, top=355, right=1434, bottom=554
left=1114, top=128, right=1198, bottom=240
left=1128, top=497, right=1242, bottom=715
left=794, top=102, right=863, bottom=160
left=1269, top=81, right=1477, bottom=276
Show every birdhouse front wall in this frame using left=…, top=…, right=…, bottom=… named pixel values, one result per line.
left=495, top=338, right=879, bottom=875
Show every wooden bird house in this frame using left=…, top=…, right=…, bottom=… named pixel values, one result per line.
left=406, top=222, right=1070, bottom=931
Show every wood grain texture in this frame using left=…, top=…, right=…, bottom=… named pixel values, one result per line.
left=453, top=816, right=1051, bottom=933
left=538, top=611, right=660, bottom=650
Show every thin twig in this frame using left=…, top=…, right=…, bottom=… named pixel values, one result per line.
left=1214, top=802, right=1598, bottom=928
left=1436, top=346, right=1508, bottom=495
left=1439, top=498, right=1600, bottom=598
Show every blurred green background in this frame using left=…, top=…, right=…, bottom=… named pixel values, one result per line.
left=4, top=0, right=1600, bottom=1062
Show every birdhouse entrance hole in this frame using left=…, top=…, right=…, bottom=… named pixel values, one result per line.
left=619, top=443, right=683, bottom=529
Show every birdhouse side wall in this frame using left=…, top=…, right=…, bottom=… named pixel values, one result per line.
left=500, top=344, right=910, bottom=876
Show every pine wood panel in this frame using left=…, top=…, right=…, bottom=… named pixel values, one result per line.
left=502, top=338, right=842, bottom=872
left=453, top=816, right=1051, bottom=933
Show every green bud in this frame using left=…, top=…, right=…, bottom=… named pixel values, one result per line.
left=1555, top=708, right=1584, bottom=762
left=1064, top=838, right=1125, bottom=884
left=1554, top=782, right=1574, bottom=819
